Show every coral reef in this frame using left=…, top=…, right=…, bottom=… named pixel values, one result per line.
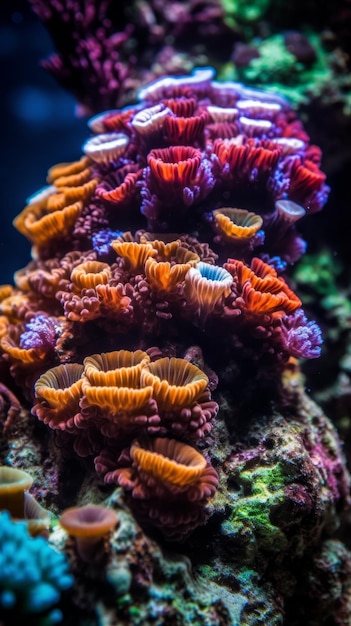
left=0, top=47, right=350, bottom=625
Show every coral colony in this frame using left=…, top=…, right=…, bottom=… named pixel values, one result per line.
left=1, top=65, right=350, bottom=623
left=0, top=511, right=73, bottom=624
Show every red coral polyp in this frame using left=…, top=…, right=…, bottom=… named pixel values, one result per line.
left=288, top=158, right=327, bottom=211
left=147, top=146, right=202, bottom=190
left=163, top=111, right=208, bottom=146
left=226, top=257, right=302, bottom=319
left=213, top=137, right=282, bottom=182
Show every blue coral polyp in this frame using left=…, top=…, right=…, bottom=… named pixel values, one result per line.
left=185, top=262, right=233, bottom=319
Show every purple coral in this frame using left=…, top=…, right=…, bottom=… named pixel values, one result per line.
left=28, top=0, right=232, bottom=116
left=19, top=314, right=60, bottom=352
left=29, top=0, right=134, bottom=115
left=280, top=310, right=323, bottom=359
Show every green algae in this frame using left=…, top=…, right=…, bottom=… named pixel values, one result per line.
left=293, top=249, right=342, bottom=298
left=221, top=0, right=271, bottom=27
left=222, top=462, right=291, bottom=554
left=219, top=32, right=334, bottom=107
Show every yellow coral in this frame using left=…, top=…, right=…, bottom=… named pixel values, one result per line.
left=70, top=261, right=111, bottom=290
left=213, top=207, right=263, bottom=242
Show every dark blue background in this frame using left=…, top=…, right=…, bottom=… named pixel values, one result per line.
left=0, top=1, right=87, bottom=285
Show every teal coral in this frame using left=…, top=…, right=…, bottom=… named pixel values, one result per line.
left=0, top=511, right=73, bottom=624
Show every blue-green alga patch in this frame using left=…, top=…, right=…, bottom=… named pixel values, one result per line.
left=219, top=33, right=334, bottom=107
left=221, top=0, right=272, bottom=27
left=222, top=461, right=290, bottom=554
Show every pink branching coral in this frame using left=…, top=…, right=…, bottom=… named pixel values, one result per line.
left=28, top=0, right=232, bottom=115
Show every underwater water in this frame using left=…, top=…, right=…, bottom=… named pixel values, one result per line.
left=0, top=2, right=87, bottom=283
left=1, top=2, right=351, bottom=625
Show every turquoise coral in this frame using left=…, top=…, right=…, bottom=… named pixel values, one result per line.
left=0, top=511, right=73, bottom=624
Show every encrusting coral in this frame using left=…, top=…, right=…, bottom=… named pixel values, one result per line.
left=1, top=62, right=350, bottom=625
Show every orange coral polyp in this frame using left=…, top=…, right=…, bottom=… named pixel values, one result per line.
left=16, top=201, right=83, bottom=245
left=95, top=284, right=131, bottom=312
left=83, top=350, right=150, bottom=387
left=82, top=382, right=153, bottom=412
left=149, top=239, right=200, bottom=266
left=226, top=258, right=302, bottom=317
left=0, top=293, right=30, bottom=323
left=70, top=261, right=111, bottom=290
left=0, top=316, right=9, bottom=339
left=140, top=357, right=208, bottom=410
left=239, top=283, right=296, bottom=316
left=148, top=146, right=202, bottom=186
left=111, top=241, right=156, bottom=271
left=214, top=137, right=281, bottom=174
left=47, top=156, right=91, bottom=184
left=213, top=208, right=263, bottom=242
left=51, top=179, right=98, bottom=205
left=174, top=246, right=200, bottom=266
left=150, top=239, right=182, bottom=260
left=130, top=438, right=207, bottom=488
left=0, top=285, right=14, bottom=302
left=34, top=363, right=84, bottom=410
left=0, top=336, right=46, bottom=364
left=145, top=257, right=192, bottom=291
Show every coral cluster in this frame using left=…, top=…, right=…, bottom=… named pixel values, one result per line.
left=0, top=511, right=72, bottom=624
left=2, top=0, right=351, bottom=619
left=0, top=67, right=328, bottom=539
